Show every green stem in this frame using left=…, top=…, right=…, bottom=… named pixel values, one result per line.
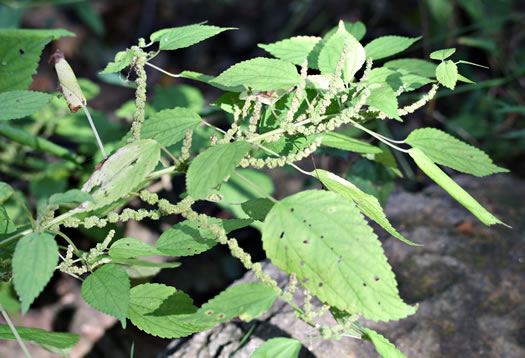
left=53, top=230, right=81, bottom=257
left=0, top=304, right=32, bottom=358
left=232, top=171, right=278, bottom=203
left=0, top=123, right=82, bottom=165
left=81, top=106, right=107, bottom=159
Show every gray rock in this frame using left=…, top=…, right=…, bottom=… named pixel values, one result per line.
left=163, top=174, right=525, bottom=358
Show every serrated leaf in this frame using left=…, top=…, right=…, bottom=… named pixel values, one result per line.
left=384, top=58, right=437, bottom=78
left=13, top=232, right=58, bottom=314
left=141, top=107, right=201, bottom=147
left=0, top=182, right=13, bottom=204
left=0, top=324, right=79, bottom=350
left=429, top=48, right=456, bottom=60
left=75, top=139, right=160, bottom=212
left=324, top=21, right=367, bottom=42
left=322, top=132, right=383, bottom=154
left=262, top=190, right=416, bottom=322
left=315, top=170, right=418, bottom=246
left=81, top=264, right=130, bottom=328
left=241, top=198, right=274, bottom=221
left=364, top=36, right=421, bottom=61
left=366, top=67, right=433, bottom=92
left=0, top=206, right=16, bottom=235
left=408, top=148, right=506, bottom=226
left=183, top=282, right=277, bottom=328
left=436, top=60, right=458, bottom=90
left=0, top=91, right=52, bottom=121
left=210, top=58, right=300, bottom=91
left=48, top=189, right=94, bottom=206
left=366, top=85, right=402, bottom=121
left=127, top=283, right=201, bottom=338
left=109, top=238, right=164, bottom=258
left=156, top=218, right=252, bottom=256
left=100, top=49, right=134, bottom=74
left=258, top=36, right=321, bottom=66
left=252, top=338, right=301, bottom=358
left=405, top=128, right=508, bottom=177
left=318, top=21, right=366, bottom=82
left=186, top=141, right=251, bottom=199
left=364, top=328, right=407, bottom=358
left=151, top=24, right=235, bottom=51
left=0, top=34, right=52, bottom=92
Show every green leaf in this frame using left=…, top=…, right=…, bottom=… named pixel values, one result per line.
left=324, top=21, right=367, bottom=42
left=100, top=49, right=134, bottom=74
left=457, top=73, right=475, bottom=84
left=210, top=58, right=300, bottom=92
left=262, top=190, right=415, bottom=322
left=457, top=60, right=489, bottom=69
left=0, top=182, right=13, bottom=204
left=13, top=232, right=58, bottom=314
left=184, top=282, right=277, bottom=328
left=435, top=60, right=458, bottom=90
left=0, top=28, right=74, bottom=40
left=141, top=107, right=201, bottom=147
left=151, top=24, right=236, bottom=51
left=366, top=67, right=434, bottom=92
left=364, top=36, right=421, bottom=61
left=0, top=91, right=52, bottom=121
left=405, top=128, right=508, bottom=177
left=109, top=238, right=164, bottom=258
left=0, top=34, right=50, bottom=92
left=152, top=85, right=204, bottom=113
left=408, top=148, right=506, bottom=226
left=258, top=36, right=321, bottom=66
left=318, top=21, right=366, bottom=82
left=321, top=132, right=383, bottom=154
left=429, top=48, right=456, bottom=61
left=366, top=85, right=402, bottom=121
left=75, top=139, right=160, bottom=212
left=364, top=328, right=407, bottom=358
left=127, top=283, right=201, bottom=338
left=0, top=206, right=16, bottom=235
left=81, top=264, right=130, bottom=328
left=112, top=258, right=181, bottom=269
left=0, top=324, right=79, bottom=350
left=251, top=338, right=301, bottom=358
left=186, top=141, right=251, bottom=199
left=48, top=189, right=94, bottom=206
left=157, top=218, right=252, bottom=256
left=383, top=58, right=437, bottom=78
left=316, top=170, right=418, bottom=246
left=241, top=198, right=274, bottom=221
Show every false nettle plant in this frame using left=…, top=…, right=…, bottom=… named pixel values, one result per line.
left=0, top=21, right=508, bottom=357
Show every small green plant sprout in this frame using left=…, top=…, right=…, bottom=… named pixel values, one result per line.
left=0, top=20, right=510, bottom=358
left=49, top=49, right=107, bottom=159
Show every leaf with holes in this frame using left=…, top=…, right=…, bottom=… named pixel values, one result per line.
left=262, top=190, right=415, bottom=322
left=258, top=36, right=321, bottom=66
left=316, top=170, right=419, bottom=246
left=321, top=132, right=383, bottom=154
left=151, top=24, right=236, bottom=51
left=409, top=148, right=506, bottom=226
left=210, top=58, right=300, bottom=91
left=186, top=141, right=251, bottom=199
left=366, top=85, right=402, bottom=121
left=435, top=60, right=458, bottom=90
left=252, top=338, right=302, bottom=358
left=156, top=218, right=252, bottom=256
left=109, top=238, right=164, bottom=259
left=81, top=264, right=130, bottom=328
left=182, top=282, right=277, bottom=329
left=127, top=283, right=202, bottom=338
left=318, top=21, right=366, bottom=82
left=48, top=189, right=94, bottom=206
left=13, top=232, right=58, bottom=314
left=75, top=139, right=160, bottom=212
left=0, top=324, right=79, bottom=352
left=364, top=328, right=407, bottom=358
left=0, top=91, right=52, bottom=121
left=405, top=128, right=508, bottom=177
left=364, top=36, right=421, bottom=60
